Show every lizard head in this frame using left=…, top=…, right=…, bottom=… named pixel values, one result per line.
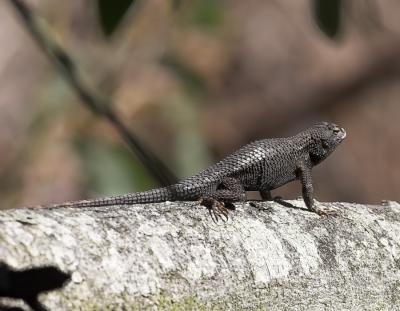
left=307, top=122, right=346, bottom=165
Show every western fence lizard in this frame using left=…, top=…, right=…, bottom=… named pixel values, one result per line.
left=44, top=122, right=346, bottom=218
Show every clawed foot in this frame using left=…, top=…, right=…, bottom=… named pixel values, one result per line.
left=248, top=201, right=272, bottom=211
left=314, top=207, right=339, bottom=218
left=249, top=202, right=259, bottom=208
left=199, top=198, right=229, bottom=223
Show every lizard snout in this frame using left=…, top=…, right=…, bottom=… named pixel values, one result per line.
left=333, top=126, right=346, bottom=140
left=338, top=127, right=346, bottom=139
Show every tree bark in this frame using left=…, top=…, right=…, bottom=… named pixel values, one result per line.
left=1, top=200, right=400, bottom=310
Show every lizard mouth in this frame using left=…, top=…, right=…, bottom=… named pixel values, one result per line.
left=333, top=126, right=346, bottom=140
left=338, top=128, right=346, bottom=139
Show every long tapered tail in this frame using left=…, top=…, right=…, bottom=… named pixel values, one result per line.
left=44, top=187, right=173, bottom=209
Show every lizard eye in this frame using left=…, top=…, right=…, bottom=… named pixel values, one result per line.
left=322, top=140, right=329, bottom=149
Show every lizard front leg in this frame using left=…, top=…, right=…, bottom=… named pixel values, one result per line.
left=297, top=161, right=337, bottom=217
left=200, top=177, right=245, bottom=222
left=297, top=162, right=314, bottom=210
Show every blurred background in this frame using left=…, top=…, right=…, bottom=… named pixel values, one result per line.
left=0, top=0, right=399, bottom=209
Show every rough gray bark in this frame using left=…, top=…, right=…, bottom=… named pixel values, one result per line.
left=0, top=200, right=400, bottom=310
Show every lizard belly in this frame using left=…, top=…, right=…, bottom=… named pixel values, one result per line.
left=269, top=166, right=297, bottom=190
left=260, top=158, right=298, bottom=190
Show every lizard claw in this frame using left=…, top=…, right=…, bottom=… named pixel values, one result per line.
left=314, top=207, right=339, bottom=218
left=200, top=198, right=229, bottom=223
left=211, top=201, right=229, bottom=223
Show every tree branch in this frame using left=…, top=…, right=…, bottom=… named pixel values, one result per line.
left=1, top=200, right=399, bottom=309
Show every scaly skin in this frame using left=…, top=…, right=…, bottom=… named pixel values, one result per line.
left=43, top=122, right=346, bottom=218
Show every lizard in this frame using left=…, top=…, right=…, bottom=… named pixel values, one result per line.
left=43, top=122, right=346, bottom=218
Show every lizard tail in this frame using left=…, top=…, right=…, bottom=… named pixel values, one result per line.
left=45, top=187, right=173, bottom=209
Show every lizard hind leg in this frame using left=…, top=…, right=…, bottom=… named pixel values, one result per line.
left=200, top=177, right=246, bottom=222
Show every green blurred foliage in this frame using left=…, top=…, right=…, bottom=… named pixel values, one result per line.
left=191, top=0, right=223, bottom=28
left=181, top=0, right=223, bottom=29
left=313, top=0, right=342, bottom=39
left=162, top=96, right=212, bottom=178
left=160, top=54, right=206, bottom=97
left=97, top=0, right=136, bottom=36
left=76, top=138, right=155, bottom=196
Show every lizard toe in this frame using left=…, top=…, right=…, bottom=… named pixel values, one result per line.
left=315, top=207, right=339, bottom=218
left=210, top=201, right=229, bottom=223
left=200, top=197, right=229, bottom=223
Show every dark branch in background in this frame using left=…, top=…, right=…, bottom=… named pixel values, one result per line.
left=8, top=0, right=178, bottom=187
left=0, top=261, right=70, bottom=311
